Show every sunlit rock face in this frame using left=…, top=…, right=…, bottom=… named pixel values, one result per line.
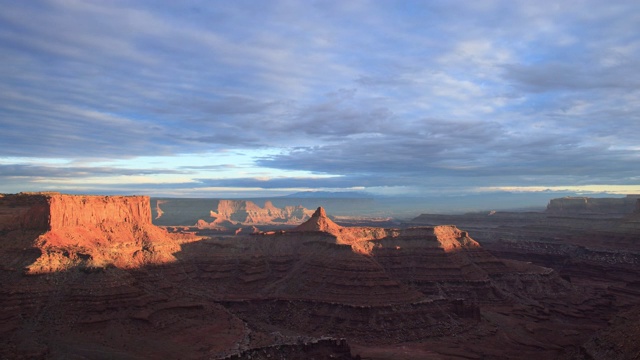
left=0, top=192, right=152, bottom=230
left=0, top=193, right=183, bottom=273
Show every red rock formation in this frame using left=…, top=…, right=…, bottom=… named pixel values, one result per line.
left=293, top=207, right=342, bottom=233
left=0, top=193, right=250, bottom=360
left=210, top=200, right=313, bottom=225
left=0, top=193, right=187, bottom=273
left=154, top=199, right=166, bottom=219
left=0, top=192, right=152, bottom=231
left=1, top=194, right=624, bottom=359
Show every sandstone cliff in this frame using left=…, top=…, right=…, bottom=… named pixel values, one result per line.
left=0, top=193, right=186, bottom=273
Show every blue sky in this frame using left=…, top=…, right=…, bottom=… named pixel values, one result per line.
left=1, top=0, right=639, bottom=197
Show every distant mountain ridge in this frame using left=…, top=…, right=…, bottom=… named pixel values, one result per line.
left=283, top=191, right=374, bottom=198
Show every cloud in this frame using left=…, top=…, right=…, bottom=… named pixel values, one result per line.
left=0, top=0, right=639, bottom=196
left=503, top=62, right=640, bottom=93
left=0, top=164, right=187, bottom=178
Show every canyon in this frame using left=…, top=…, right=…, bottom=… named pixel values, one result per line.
left=0, top=193, right=638, bottom=359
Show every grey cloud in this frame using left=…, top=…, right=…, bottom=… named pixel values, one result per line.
left=1, top=0, right=640, bottom=195
left=256, top=116, right=640, bottom=188
left=194, top=177, right=370, bottom=189
left=0, top=164, right=187, bottom=178
left=503, top=62, right=640, bottom=93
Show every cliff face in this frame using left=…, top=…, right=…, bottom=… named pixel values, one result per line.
left=0, top=193, right=186, bottom=273
left=48, top=194, right=151, bottom=229
left=0, top=193, right=151, bottom=231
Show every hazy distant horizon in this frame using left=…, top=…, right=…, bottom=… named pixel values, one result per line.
left=1, top=1, right=639, bottom=197
left=148, top=190, right=636, bottom=219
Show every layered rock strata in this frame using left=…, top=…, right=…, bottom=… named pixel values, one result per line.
left=0, top=193, right=252, bottom=359
left=1, top=196, right=619, bottom=359
left=0, top=193, right=183, bottom=273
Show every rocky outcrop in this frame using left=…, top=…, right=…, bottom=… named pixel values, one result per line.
left=210, top=200, right=313, bottom=225
left=0, top=193, right=188, bottom=273
left=546, top=195, right=640, bottom=215
left=153, top=198, right=314, bottom=227
left=293, top=207, right=342, bottom=233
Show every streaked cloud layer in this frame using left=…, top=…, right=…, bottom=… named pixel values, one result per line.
left=1, top=0, right=639, bottom=197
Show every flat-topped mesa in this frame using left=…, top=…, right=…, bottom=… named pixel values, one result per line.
left=0, top=193, right=151, bottom=232
left=0, top=193, right=181, bottom=273
left=49, top=194, right=151, bottom=229
left=394, top=225, right=480, bottom=251
left=546, top=195, right=640, bottom=215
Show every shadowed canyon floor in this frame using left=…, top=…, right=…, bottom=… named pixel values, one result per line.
left=1, top=193, right=638, bottom=359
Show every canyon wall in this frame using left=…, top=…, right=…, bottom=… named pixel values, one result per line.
left=0, top=193, right=186, bottom=274
left=48, top=194, right=151, bottom=229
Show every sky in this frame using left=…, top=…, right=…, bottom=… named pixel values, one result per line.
left=1, top=0, right=640, bottom=199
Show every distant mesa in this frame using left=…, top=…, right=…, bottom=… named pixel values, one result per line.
left=153, top=198, right=314, bottom=228
left=546, top=195, right=640, bottom=215
left=210, top=199, right=313, bottom=225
